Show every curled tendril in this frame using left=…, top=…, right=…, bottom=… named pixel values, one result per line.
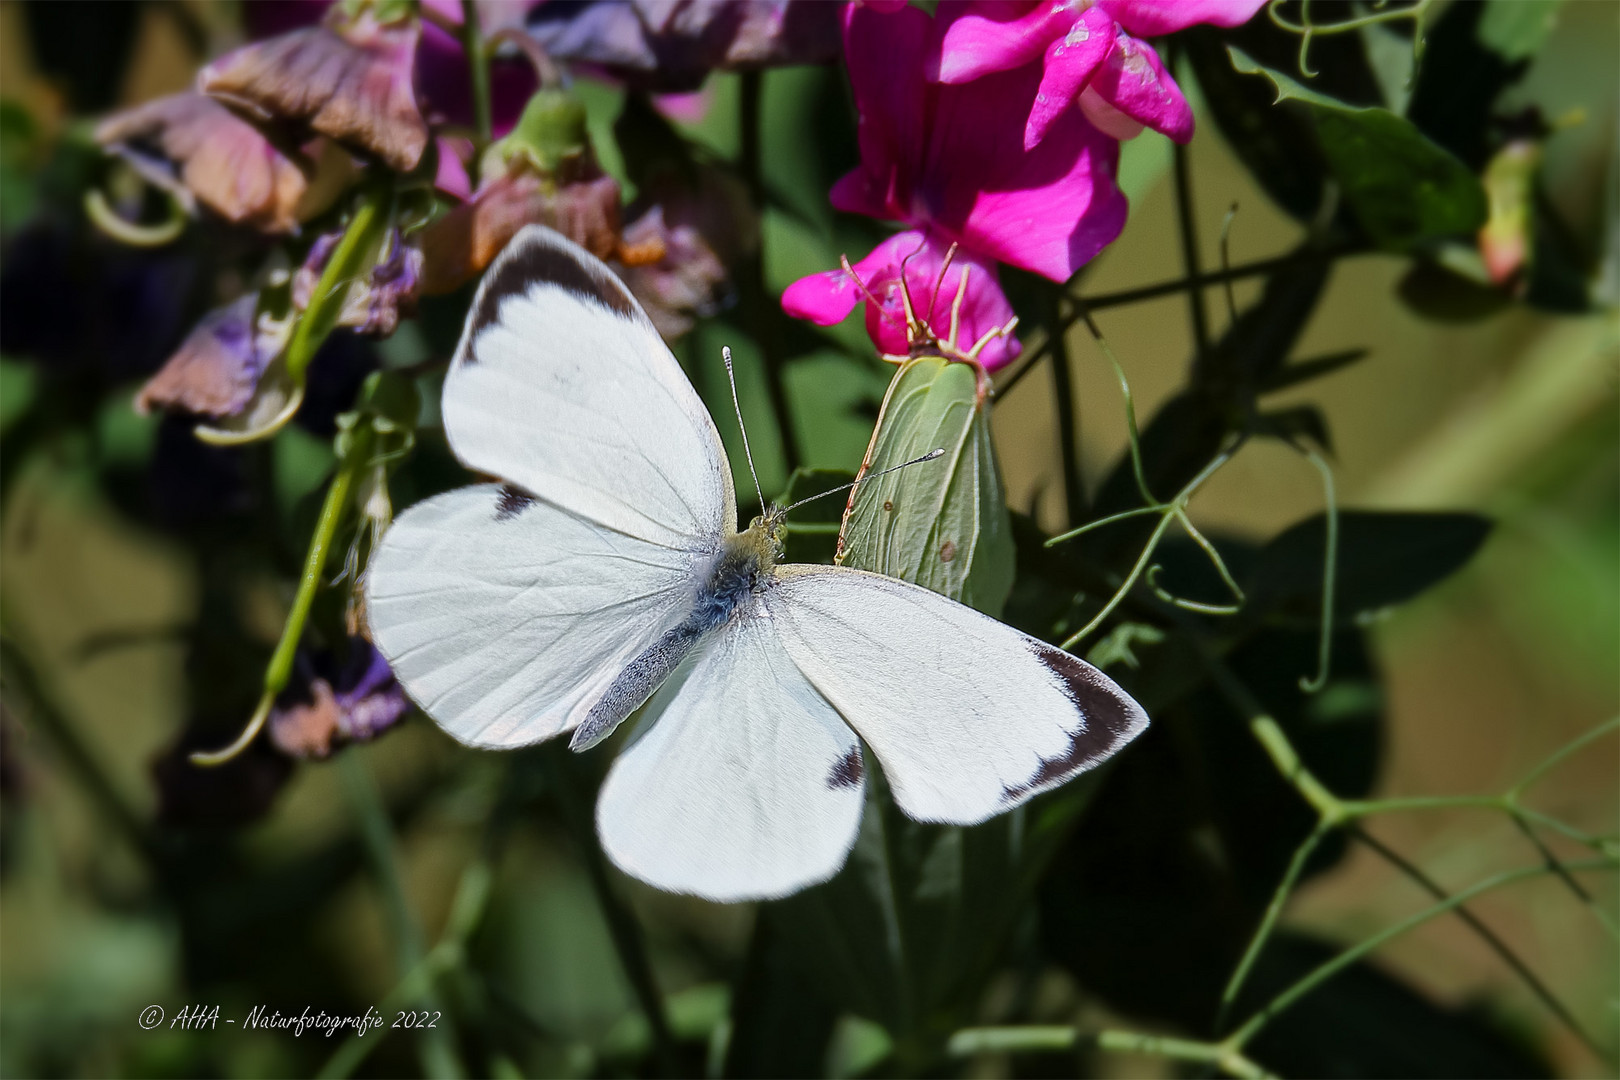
left=83, top=187, right=187, bottom=247
left=1297, top=446, right=1338, bottom=692
left=1266, top=0, right=1433, bottom=80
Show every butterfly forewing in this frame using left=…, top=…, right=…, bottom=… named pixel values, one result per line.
left=367, top=484, right=697, bottom=747
left=444, top=226, right=736, bottom=551
left=767, top=566, right=1149, bottom=824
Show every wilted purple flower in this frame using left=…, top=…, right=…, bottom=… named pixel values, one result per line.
left=293, top=228, right=424, bottom=336
left=134, top=294, right=283, bottom=419
left=201, top=7, right=430, bottom=172
left=95, top=92, right=326, bottom=234
left=615, top=206, right=728, bottom=339
left=524, top=0, right=841, bottom=90
left=934, top=0, right=1266, bottom=148
left=835, top=3, right=1127, bottom=283
left=783, top=230, right=1021, bottom=370
left=270, top=639, right=410, bottom=759
left=420, top=169, right=625, bottom=295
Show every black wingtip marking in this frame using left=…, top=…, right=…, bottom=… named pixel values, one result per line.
left=495, top=484, right=538, bottom=521
left=465, top=231, right=639, bottom=351
left=1000, top=642, right=1148, bottom=803
left=827, top=746, right=864, bottom=790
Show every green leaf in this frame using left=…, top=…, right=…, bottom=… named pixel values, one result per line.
left=1249, top=511, right=1493, bottom=622
left=1477, top=0, right=1564, bottom=62
left=1228, top=47, right=1489, bottom=250
left=838, top=358, right=1014, bottom=617
left=1183, top=27, right=1329, bottom=222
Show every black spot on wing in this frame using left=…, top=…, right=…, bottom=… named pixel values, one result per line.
left=494, top=484, right=538, bottom=521
left=826, top=746, right=864, bottom=790
left=465, top=230, right=639, bottom=349
left=1000, top=642, right=1147, bottom=803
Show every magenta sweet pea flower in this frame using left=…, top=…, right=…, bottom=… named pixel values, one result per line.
left=783, top=231, right=1021, bottom=370
left=935, top=0, right=1266, bottom=149
left=834, top=3, right=1126, bottom=283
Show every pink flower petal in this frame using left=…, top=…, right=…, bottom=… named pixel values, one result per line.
left=1024, top=6, right=1114, bottom=150
left=783, top=267, right=864, bottom=326
left=1087, top=31, right=1193, bottom=143
left=783, top=232, right=1023, bottom=370
left=434, top=136, right=472, bottom=199
left=920, top=65, right=1129, bottom=280
left=933, top=0, right=1065, bottom=84
left=836, top=5, right=1130, bottom=282
left=834, top=4, right=933, bottom=220
left=1098, top=0, right=1267, bottom=38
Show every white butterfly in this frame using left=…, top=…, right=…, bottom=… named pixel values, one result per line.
left=366, top=225, right=1148, bottom=903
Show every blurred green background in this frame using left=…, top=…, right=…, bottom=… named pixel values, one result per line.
left=0, top=1, right=1615, bottom=1077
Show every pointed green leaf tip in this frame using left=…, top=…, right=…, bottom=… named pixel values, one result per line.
left=838, top=357, right=1015, bottom=617
left=1226, top=46, right=1487, bottom=252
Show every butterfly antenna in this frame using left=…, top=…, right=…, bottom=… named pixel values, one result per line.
left=781, top=448, right=946, bottom=516
left=722, top=346, right=765, bottom=510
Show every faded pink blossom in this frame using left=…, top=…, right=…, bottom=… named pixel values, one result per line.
left=293, top=229, right=424, bottom=337
left=834, top=3, right=1127, bottom=283
left=95, top=92, right=316, bottom=234
left=783, top=231, right=1022, bottom=370
left=934, top=0, right=1266, bottom=149
left=200, top=9, right=430, bottom=172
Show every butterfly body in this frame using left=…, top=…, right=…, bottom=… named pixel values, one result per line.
left=571, top=514, right=785, bottom=751
left=367, top=226, right=1149, bottom=902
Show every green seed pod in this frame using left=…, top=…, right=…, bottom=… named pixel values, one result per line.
left=837, top=356, right=1014, bottom=617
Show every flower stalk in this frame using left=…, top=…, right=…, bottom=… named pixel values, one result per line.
left=191, top=423, right=374, bottom=766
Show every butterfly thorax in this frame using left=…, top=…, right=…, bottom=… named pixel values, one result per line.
left=700, top=513, right=785, bottom=617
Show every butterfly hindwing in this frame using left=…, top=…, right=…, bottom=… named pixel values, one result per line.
left=596, top=611, right=866, bottom=902
left=767, top=565, right=1149, bottom=824
left=443, top=225, right=735, bottom=551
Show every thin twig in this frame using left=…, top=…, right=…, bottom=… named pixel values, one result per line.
left=1047, top=291, right=1086, bottom=526
left=1225, top=857, right=1614, bottom=1050
left=1171, top=128, right=1210, bottom=367
left=1350, top=823, right=1602, bottom=1055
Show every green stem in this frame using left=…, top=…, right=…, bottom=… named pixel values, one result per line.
left=1171, top=132, right=1210, bottom=368
left=1509, top=716, right=1620, bottom=797
left=191, top=426, right=373, bottom=766
left=1508, top=815, right=1619, bottom=938
left=286, top=184, right=390, bottom=384
left=542, top=747, right=680, bottom=1075
left=1046, top=503, right=1168, bottom=547
left=1198, top=646, right=1348, bottom=824
left=1297, top=447, right=1337, bottom=693
left=459, top=0, right=492, bottom=147
left=946, top=1026, right=1272, bottom=1079
left=1059, top=508, right=1177, bottom=650
left=1059, top=451, right=1233, bottom=650
left=339, top=751, right=465, bottom=1079
left=1047, top=292, right=1086, bottom=526
left=1064, top=245, right=1353, bottom=324
left=1216, top=824, right=1330, bottom=1032
left=1073, top=303, right=1154, bottom=504
left=1097, top=1030, right=1273, bottom=1080
left=1225, top=857, right=1615, bottom=1050
left=1351, top=824, right=1604, bottom=1054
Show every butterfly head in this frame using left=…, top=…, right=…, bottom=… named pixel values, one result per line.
left=744, top=507, right=789, bottom=564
